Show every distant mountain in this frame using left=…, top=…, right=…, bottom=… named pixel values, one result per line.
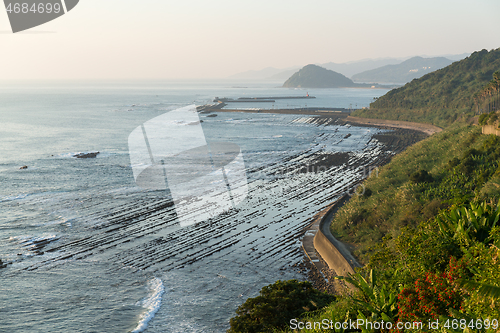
left=230, top=59, right=404, bottom=80
left=282, top=64, right=357, bottom=88
left=421, top=52, right=470, bottom=61
left=228, top=53, right=470, bottom=81
left=320, top=58, right=404, bottom=78
left=228, top=67, right=300, bottom=80
left=352, top=56, right=454, bottom=83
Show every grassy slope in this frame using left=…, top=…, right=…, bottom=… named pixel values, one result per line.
left=353, top=48, right=500, bottom=127
left=330, top=123, right=498, bottom=263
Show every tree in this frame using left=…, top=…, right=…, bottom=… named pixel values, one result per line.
left=228, top=280, right=335, bottom=333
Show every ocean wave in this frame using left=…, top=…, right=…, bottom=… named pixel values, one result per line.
left=36, top=217, right=74, bottom=227
left=0, top=191, right=74, bottom=205
left=132, top=277, right=165, bottom=333
left=0, top=193, right=30, bottom=203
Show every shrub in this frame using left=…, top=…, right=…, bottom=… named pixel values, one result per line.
left=397, top=258, right=464, bottom=322
left=488, top=112, right=498, bottom=124
left=436, top=201, right=500, bottom=245
left=479, top=113, right=490, bottom=125
left=228, top=280, right=335, bottom=333
left=363, top=188, right=373, bottom=198
left=482, top=134, right=500, bottom=151
left=409, top=169, right=433, bottom=183
left=336, top=270, right=399, bottom=324
left=421, top=199, right=446, bottom=220
left=447, top=157, right=460, bottom=169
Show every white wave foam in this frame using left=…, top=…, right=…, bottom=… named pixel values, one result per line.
left=132, top=277, right=165, bottom=333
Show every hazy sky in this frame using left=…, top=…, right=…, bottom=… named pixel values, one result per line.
left=1, top=0, right=499, bottom=79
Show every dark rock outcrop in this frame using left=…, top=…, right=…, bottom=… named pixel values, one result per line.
left=74, top=152, right=100, bottom=159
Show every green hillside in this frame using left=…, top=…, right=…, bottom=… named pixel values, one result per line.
left=282, top=64, right=357, bottom=88
left=351, top=56, right=453, bottom=84
left=354, top=48, right=500, bottom=127
left=331, top=124, right=500, bottom=261
left=229, top=49, right=500, bottom=333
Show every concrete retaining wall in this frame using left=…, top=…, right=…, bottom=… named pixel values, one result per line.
left=346, top=116, right=442, bottom=135
left=313, top=230, right=355, bottom=276
left=482, top=125, right=500, bottom=136
left=311, top=194, right=360, bottom=277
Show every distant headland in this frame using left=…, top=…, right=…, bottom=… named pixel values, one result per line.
left=282, top=64, right=396, bottom=89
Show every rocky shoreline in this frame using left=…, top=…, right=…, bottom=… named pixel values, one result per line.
left=196, top=104, right=432, bottom=293
left=298, top=126, right=429, bottom=294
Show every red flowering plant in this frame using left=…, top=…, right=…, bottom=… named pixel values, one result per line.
left=396, top=257, right=466, bottom=326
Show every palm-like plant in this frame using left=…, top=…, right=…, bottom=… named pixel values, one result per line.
left=461, top=280, right=500, bottom=299
left=436, top=201, right=500, bottom=244
left=335, top=270, right=398, bottom=331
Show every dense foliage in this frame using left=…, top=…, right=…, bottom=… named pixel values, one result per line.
left=475, top=71, right=500, bottom=114
left=331, top=126, right=500, bottom=262
left=478, top=111, right=499, bottom=126
left=269, top=201, right=500, bottom=333
left=353, top=48, right=500, bottom=127
left=227, top=280, right=335, bottom=333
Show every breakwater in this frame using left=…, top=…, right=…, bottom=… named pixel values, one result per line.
left=198, top=103, right=352, bottom=116
left=214, top=95, right=316, bottom=103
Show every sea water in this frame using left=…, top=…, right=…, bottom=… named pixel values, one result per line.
left=0, top=80, right=389, bottom=332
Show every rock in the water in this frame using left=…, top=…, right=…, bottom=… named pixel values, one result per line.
left=19, top=165, right=28, bottom=170
left=74, top=152, right=100, bottom=159
left=0, top=259, right=6, bottom=269
left=206, top=114, right=217, bottom=117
